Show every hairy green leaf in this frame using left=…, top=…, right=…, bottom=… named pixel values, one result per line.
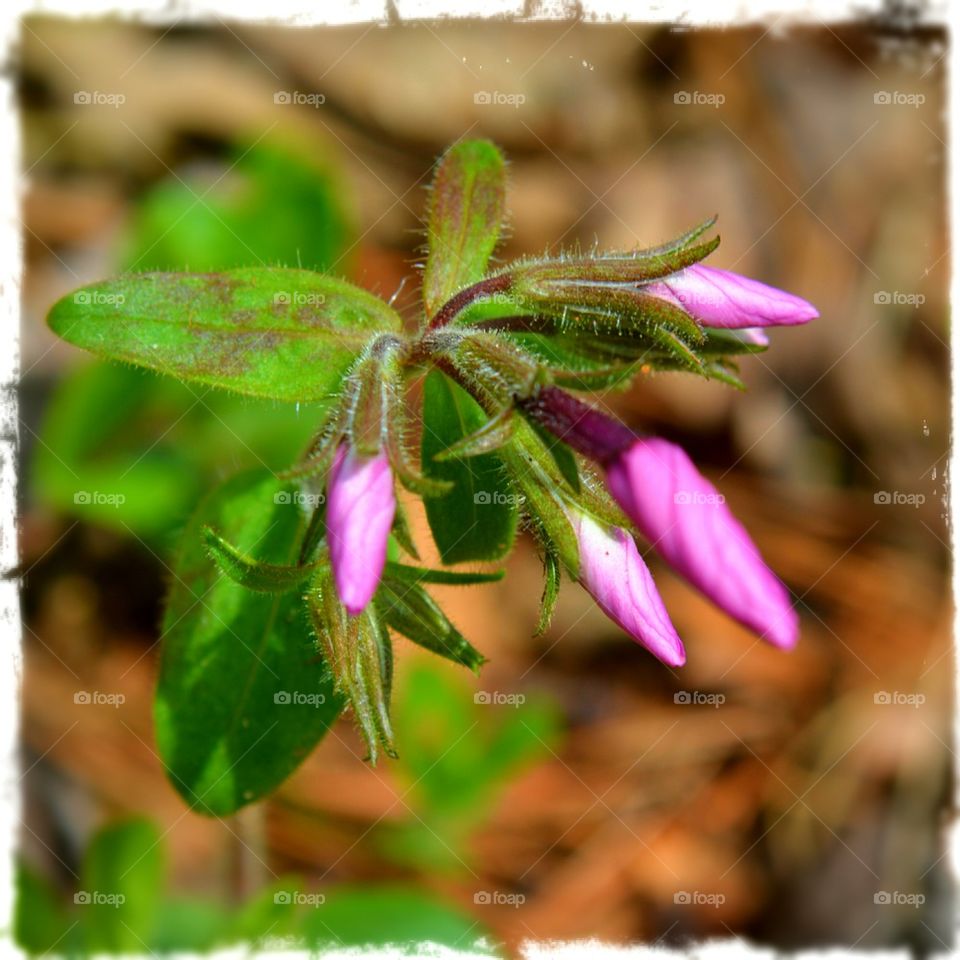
left=48, top=269, right=401, bottom=402
left=424, top=139, right=506, bottom=319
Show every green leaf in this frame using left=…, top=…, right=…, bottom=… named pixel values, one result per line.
left=47, top=269, right=401, bottom=403
left=300, top=885, right=496, bottom=953
left=203, top=525, right=317, bottom=592
left=424, top=139, right=506, bottom=319
left=378, top=579, right=486, bottom=673
left=78, top=818, right=163, bottom=955
left=421, top=370, right=518, bottom=564
left=155, top=469, right=342, bottom=815
left=32, top=140, right=355, bottom=543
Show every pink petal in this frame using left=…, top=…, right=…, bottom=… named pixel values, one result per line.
left=645, top=264, right=818, bottom=329
left=607, top=438, right=798, bottom=649
left=733, top=327, right=769, bottom=347
left=569, top=510, right=686, bottom=667
left=326, top=445, right=396, bottom=615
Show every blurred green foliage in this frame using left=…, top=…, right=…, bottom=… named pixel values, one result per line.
left=15, top=818, right=495, bottom=956
left=381, top=657, right=560, bottom=872
left=32, top=138, right=356, bottom=545
left=120, top=140, right=353, bottom=274
left=16, top=661, right=558, bottom=954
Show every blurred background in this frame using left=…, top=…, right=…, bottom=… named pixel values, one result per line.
left=15, top=15, right=950, bottom=955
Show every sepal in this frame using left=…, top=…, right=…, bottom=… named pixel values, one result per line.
left=203, top=526, right=316, bottom=592
left=307, top=564, right=397, bottom=763
left=510, top=233, right=719, bottom=291
left=501, top=421, right=581, bottom=576
left=433, top=405, right=516, bottom=461
left=377, top=578, right=487, bottom=674
left=535, top=549, right=561, bottom=637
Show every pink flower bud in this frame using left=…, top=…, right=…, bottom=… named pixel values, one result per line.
left=606, top=438, right=798, bottom=650
left=567, top=508, right=685, bottom=667
left=645, top=264, right=818, bottom=329
left=326, top=445, right=396, bottom=616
